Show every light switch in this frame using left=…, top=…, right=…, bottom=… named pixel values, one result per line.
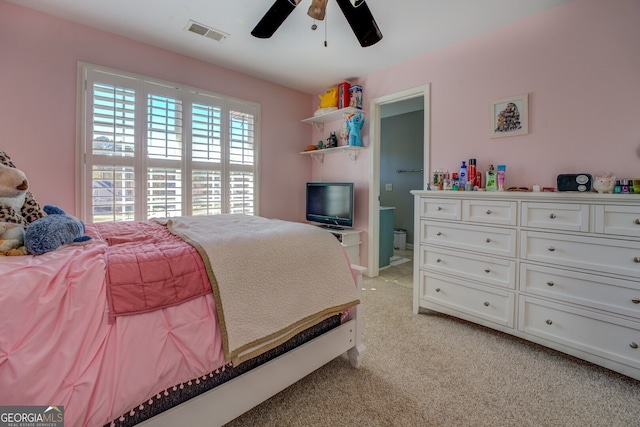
left=385, top=183, right=393, bottom=191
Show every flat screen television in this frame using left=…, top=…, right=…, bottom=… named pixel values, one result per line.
left=306, top=182, right=354, bottom=229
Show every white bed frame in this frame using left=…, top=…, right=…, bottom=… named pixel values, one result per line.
left=140, top=265, right=366, bottom=427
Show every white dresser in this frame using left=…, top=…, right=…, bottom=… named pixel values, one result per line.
left=412, top=190, right=640, bottom=380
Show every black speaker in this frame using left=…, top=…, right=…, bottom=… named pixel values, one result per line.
left=557, top=174, right=592, bottom=192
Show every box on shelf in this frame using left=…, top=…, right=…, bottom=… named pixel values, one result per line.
left=338, top=82, right=351, bottom=109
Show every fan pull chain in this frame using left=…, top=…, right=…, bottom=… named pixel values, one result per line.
left=324, top=13, right=328, bottom=47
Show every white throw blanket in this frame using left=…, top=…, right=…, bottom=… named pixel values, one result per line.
left=161, top=214, right=359, bottom=364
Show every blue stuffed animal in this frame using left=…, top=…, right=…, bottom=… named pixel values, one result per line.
left=24, top=205, right=92, bottom=255
left=346, top=112, right=364, bottom=147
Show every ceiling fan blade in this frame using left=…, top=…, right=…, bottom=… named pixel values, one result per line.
left=251, top=0, right=302, bottom=39
left=335, top=0, right=383, bottom=47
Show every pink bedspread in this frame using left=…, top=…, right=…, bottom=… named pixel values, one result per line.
left=92, top=221, right=211, bottom=322
left=0, top=224, right=227, bottom=426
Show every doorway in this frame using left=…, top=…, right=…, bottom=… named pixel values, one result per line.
left=367, top=84, right=431, bottom=277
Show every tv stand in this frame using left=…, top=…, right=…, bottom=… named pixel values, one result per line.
left=321, top=225, right=345, bottom=230
left=317, top=226, right=362, bottom=265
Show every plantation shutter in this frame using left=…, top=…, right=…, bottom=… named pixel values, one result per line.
left=79, top=63, right=260, bottom=222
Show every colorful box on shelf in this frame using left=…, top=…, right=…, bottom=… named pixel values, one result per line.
left=337, top=82, right=351, bottom=109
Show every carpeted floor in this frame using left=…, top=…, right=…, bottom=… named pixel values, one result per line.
left=225, top=262, right=640, bottom=427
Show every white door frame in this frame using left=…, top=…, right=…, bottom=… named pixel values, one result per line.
left=367, top=84, right=431, bottom=277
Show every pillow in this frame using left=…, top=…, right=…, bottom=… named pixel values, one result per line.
left=0, top=150, right=46, bottom=226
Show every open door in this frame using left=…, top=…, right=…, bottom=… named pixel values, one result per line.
left=368, top=84, right=431, bottom=278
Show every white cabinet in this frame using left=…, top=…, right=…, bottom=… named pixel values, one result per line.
left=414, top=193, right=518, bottom=331
left=412, top=191, right=640, bottom=381
left=322, top=228, right=362, bottom=265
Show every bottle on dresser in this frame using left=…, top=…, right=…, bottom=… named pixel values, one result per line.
left=486, top=164, right=497, bottom=191
left=458, top=161, right=468, bottom=189
left=468, top=159, right=476, bottom=188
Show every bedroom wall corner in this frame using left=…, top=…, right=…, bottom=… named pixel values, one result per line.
left=0, top=0, right=314, bottom=221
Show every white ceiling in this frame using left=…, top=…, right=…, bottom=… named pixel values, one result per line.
left=8, top=0, right=574, bottom=94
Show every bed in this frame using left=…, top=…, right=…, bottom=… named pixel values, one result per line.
left=0, top=214, right=365, bottom=427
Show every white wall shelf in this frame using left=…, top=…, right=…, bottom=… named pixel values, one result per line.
left=300, top=146, right=363, bottom=163
left=301, top=107, right=364, bottom=131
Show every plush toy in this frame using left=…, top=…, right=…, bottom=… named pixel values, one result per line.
left=346, top=112, right=364, bottom=147
left=0, top=151, right=46, bottom=227
left=318, top=87, right=338, bottom=109
left=593, top=173, right=616, bottom=193
left=0, top=222, right=26, bottom=256
left=0, top=163, right=30, bottom=255
left=24, top=205, right=92, bottom=255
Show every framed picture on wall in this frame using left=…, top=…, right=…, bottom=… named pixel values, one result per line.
left=490, top=93, right=529, bottom=138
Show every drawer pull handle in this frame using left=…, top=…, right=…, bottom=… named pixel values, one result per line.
left=486, top=238, right=492, bottom=243
left=483, top=301, right=490, bottom=307
left=484, top=268, right=491, bottom=273
left=436, top=258, right=442, bottom=263
left=547, top=281, right=555, bottom=287
left=546, top=319, right=553, bottom=325
left=435, top=288, right=441, bottom=293
left=486, top=210, right=492, bottom=215
left=549, top=213, right=557, bottom=219
left=436, top=232, right=442, bottom=236
left=634, top=257, right=640, bottom=264
left=630, top=342, right=639, bottom=350
left=635, top=219, right=640, bottom=225
left=632, top=298, right=640, bottom=304
left=437, top=206, right=443, bottom=211
left=548, top=246, right=556, bottom=252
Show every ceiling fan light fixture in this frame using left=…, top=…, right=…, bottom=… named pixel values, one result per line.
left=252, top=0, right=382, bottom=47
left=307, top=0, right=328, bottom=20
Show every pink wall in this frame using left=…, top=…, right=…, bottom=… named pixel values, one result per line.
left=315, top=0, right=640, bottom=269
left=0, top=0, right=313, bottom=222
left=360, top=0, right=640, bottom=185
left=3, top=0, right=640, bottom=272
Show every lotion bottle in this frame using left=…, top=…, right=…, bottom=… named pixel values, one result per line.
left=496, top=164, right=506, bottom=191
left=486, top=165, right=497, bottom=191
left=458, top=161, right=468, bottom=189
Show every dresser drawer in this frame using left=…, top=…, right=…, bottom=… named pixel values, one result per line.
left=519, top=296, right=640, bottom=370
left=521, top=231, right=640, bottom=278
left=419, top=197, right=461, bottom=220
left=595, top=204, right=640, bottom=237
left=421, top=221, right=516, bottom=257
left=462, top=200, right=517, bottom=226
left=521, top=202, right=590, bottom=232
left=421, top=246, right=516, bottom=289
left=520, top=263, right=640, bottom=319
left=420, top=272, right=515, bottom=327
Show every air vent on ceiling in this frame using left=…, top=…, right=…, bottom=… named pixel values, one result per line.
left=185, top=20, right=229, bottom=42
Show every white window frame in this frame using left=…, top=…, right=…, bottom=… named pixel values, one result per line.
left=76, top=62, right=260, bottom=222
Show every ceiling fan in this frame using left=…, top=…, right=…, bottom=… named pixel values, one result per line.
left=251, top=0, right=383, bottom=47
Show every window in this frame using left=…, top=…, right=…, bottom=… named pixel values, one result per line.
left=77, top=63, right=259, bottom=222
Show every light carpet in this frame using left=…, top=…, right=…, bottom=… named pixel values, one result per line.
left=225, top=276, right=640, bottom=426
